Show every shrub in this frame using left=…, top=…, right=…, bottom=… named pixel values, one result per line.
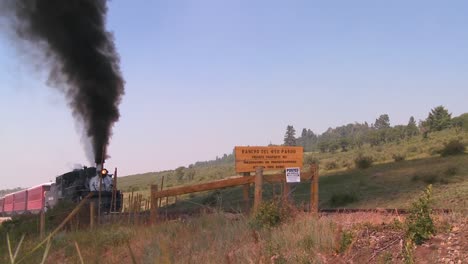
left=392, top=153, right=406, bottom=162
left=405, top=185, right=435, bottom=245
left=329, top=193, right=358, bottom=207
left=444, top=166, right=458, bottom=176
left=407, top=146, right=418, bottom=153
left=411, top=173, right=449, bottom=185
left=250, top=201, right=290, bottom=229
left=354, top=154, right=373, bottom=169
left=440, top=139, right=466, bottom=156
left=403, top=185, right=435, bottom=263
left=304, top=155, right=319, bottom=166
left=342, top=160, right=353, bottom=169
left=325, top=161, right=338, bottom=170
left=421, top=174, right=438, bottom=184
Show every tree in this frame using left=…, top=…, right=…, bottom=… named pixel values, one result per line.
left=340, top=138, right=350, bottom=152
left=406, top=116, right=419, bottom=137
left=175, top=166, right=185, bottom=182
left=318, top=140, right=329, bottom=153
left=374, top=114, right=390, bottom=130
left=301, top=128, right=307, bottom=138
left=284, top=125, right=296, bottom=146
left=425, top=106, right=452, bottom=132
left=451, top=113, right=468, bottom=132
left=185, top=165, right=196, bottom=181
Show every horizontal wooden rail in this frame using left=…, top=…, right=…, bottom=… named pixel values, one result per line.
left=152, top=171, right=314, bottom=199
left=153, top=176, right=255, bottom=198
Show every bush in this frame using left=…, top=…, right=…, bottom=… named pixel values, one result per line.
left=250, top=201, right=291, bottom=229
left=342, top=160, right=353, bottom=169
left=407, top=146, right=419, bottom=153
left=392, top=153, right=406, bottom=162
left=354, top=154, right=373, bottom=169
left=325, top=161, right=338, bottom=170
left=444, top=166, right=458, bottom=176
left=304, top=155, right=319, bottom=166
left=329, top=193, right=358, bottom=207
left=405, top=185, right=435, bottom=245
left=440, top=139, right=466, bottom=156
left=411, top=173, right=449, bottom=185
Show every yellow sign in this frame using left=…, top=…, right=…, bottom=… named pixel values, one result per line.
left=235, top=146, right=303, bottom=173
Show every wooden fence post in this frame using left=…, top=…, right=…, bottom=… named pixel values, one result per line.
left=159, top=176, right=165, bottom=207
left=283, top=179, right=290, bottom=202
left=242, top=172, right=250, bottom=210
left=150, top=184, right=158, bottom=225
left=39, top=210, right=45, bottom=239
left=90, top=202, right=94, bottom=230
left=310, top=164, right=319, bottom=215
left=253, top=167, right=263, bottom=213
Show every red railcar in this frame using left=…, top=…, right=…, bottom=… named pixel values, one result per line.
left=4, top=194, right=14, bottom=213
left=0, top=197, right=4, bottom=214
left=13, top=190, right=28, bottom=213
left=27, top=183, right=52, bottom=213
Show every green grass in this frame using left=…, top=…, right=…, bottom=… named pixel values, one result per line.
left=162, top=154, right=468, bottom=213
left=117, top=129, right=467, bottom=213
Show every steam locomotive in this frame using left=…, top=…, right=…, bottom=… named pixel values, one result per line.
left=0, top=166, right=122, bottom=216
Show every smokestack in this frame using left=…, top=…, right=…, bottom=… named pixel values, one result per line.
left=96, top=163, right=103, bottom=173
left=1, top=0, right=125, bottom=164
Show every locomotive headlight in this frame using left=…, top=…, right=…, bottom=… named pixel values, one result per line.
left=101, top=169, right=108, bottom=176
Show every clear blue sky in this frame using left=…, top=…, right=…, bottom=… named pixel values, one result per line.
left=0, top=0, right=467, bottom=188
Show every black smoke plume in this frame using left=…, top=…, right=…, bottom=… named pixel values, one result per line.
left=1, top=0, right=124, bottom=164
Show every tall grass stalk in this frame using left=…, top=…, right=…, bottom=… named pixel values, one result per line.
left=40, top=239, right=51, bottom=264
left=6, top=233, right=24, bottom=264
left=15, top=192, right=92, bottom=264
left=74, top=241, right=84, bottom=264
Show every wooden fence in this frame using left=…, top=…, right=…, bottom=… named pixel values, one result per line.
left=149, top=164, right=319, bottom=224
left=33, top=165, right=319, bottom=234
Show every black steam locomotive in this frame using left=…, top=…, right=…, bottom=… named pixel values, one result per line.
left=46, top=166, right=123, bottom=213
left=1, top=166, right=123, bottom=216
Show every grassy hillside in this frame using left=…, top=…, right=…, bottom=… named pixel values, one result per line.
left=119, top=129, right=467, bottom=211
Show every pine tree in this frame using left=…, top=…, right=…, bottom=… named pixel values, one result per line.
left=374, top=114, right=390, bottom=129
left=425, top=106, right=452, bottom=132
left=406, top=116, right=419, bottom=137
left=284, top=125, right=297, bottom=146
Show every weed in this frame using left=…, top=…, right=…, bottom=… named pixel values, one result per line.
left=338, top=230, right=353, bottom=253
left=389, top=218, right=405, bottom=230
left=381, top=252, right=393, bottom=263
left=403, top=236, right=415, bottom=264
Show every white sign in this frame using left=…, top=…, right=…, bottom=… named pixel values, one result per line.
left=285, top=167, right=300, bottom=183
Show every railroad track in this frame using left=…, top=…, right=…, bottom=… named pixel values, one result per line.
left=318, top=208, right=453, bottom=214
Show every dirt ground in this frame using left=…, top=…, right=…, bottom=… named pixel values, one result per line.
left=322, top=212, right=467, bottom=264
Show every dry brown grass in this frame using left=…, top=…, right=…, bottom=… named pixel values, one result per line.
left=40, top=212, right=339, bottom=263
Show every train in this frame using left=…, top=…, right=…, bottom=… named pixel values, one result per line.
left=0, top=166, right=122, bottom=216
